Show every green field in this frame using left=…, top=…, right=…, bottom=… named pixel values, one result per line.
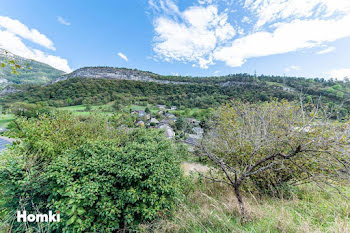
left=0, top=114, right=15, bottom=128
left=58, top=104, right=114, bottom=116
left=58, top=103, right=210, bottom=121
left=61, top=104, right=164, bottom=114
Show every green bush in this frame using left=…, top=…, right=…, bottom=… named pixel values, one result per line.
left=10, top=102, right=52, bottom=118
left=0, top=113, right=183, bottom=232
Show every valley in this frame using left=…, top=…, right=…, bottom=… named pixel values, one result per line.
left=0, top=57, right=349, bottom=233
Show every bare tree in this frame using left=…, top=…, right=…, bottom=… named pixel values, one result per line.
left=199, top=100, right=350, bottom=217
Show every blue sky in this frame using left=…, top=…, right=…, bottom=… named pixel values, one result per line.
left=1, top=0, right=350, bottom=79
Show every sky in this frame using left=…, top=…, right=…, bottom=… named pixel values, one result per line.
left=0, top=0, right=350, bottom=79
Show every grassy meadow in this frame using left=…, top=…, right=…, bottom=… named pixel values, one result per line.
left=141, top=180, right=350, bottom=233
left=0, top=114, right=14, bottom=128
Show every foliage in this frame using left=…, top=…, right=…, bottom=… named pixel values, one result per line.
left=84, top=104, right=92, bottom=111
left=9, top=102, right=52, bottom=118
left=3, top=70, right=350, bottom=118
left=0, top=112, right=183, bottom=232
left=200, top=100, right=350, bottom=215
left=175, top=116, right=186, bottom=131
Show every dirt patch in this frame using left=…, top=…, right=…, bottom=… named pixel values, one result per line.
left=182, top=162, right=210, bottom=176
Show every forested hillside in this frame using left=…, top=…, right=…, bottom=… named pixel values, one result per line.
left=2, top=68, right=350, bottom=118
left=0, top=49, right=65, bottom=88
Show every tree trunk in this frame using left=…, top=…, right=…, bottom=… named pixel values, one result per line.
left=234, top=185, right=245, bottom=217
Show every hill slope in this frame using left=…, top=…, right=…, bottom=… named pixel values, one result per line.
left=2, top=66, right=350, bottom=119
left=0, top=49, right=65, bottom=87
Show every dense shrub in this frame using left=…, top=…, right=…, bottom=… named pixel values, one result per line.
left=0, top=113, right=183, bottom=232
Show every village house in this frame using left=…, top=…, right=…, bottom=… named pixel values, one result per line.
left=135, top=120, right=145, bottom=127
left=137, top=110, right=146, bottom=117
left=156, top=123, right=175, bottom=139
left=160, top=118, right=174, bottom=125
left=192, top=127, right=204, bottom=135
left=148, top=118, right=160, bottom=127
left=157, top=105, right=166, bottom=110
left=185, top=134, right=202, bottom=146
left=164, top=113, right=176, bottom=120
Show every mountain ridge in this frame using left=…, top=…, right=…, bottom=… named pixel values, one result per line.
left=0, top=49, right=65, bottom=88
left=50, top=66, right=192, bottom=86
left=51, top=66, right=269, bottom=88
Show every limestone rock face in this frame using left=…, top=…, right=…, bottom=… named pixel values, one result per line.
left=51, top=67, right=190, bottom=86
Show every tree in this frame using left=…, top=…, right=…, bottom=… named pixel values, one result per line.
left=112, top=102, right=122, bottom=112
left=85, top=104, right=92, bottom=111
left=10, top=102, right=51, bottom=118
left=1, top=50, right=31, bottom=74
left=145, top=107, right=151, bottom=114
left=199, top=100, right=350, bottom=217
left=175, top=116, right=185, bottom=131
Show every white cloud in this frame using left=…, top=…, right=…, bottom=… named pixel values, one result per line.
left=214, top=15, right=350, bottom=67
left=152, top=2, right=235, bottom=68
left=285, top=65, right=301, bottom=72
left=57, top=16, right=71, bottom=26
left=317, top=46, right=336, bottom=55
left=328, top=68, right=350, bottom=80
left=0, top=16, right=71, bottom=72
left=150, top=0, right=350, bottom=69
left=0, top=16, right=55, bottom=50
left=244, top=0, right=350, bottom=28
left=118, top=52, right=128, bottom=61
left=198, top=0, right=213, bottom=5
left=241, top=16, right=250, bottom=24
left=213, top=70, right=221, bottom=75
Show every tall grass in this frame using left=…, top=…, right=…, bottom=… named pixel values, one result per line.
left=141, top=180, right=349, bottom=233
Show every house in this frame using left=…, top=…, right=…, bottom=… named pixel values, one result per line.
left=185, top=134, right=202, bottom=146
left=157, top=105, right=166, bottom=110
left=165, top=113, right=176, bottom=120
left=137, top=110, right=146, bottom=117
left=135, top=120, right=145, bottom=127
left=160, top=118, right=174, bottom=125
left=148, top=118, right=160, bottom=127
left=171, top=106, right=177, bottom=110
left=145, top=114, right=151, bottom=120
left=184, top=127, right=203, bottom=146
left=150, top=118, right=160, bottom=124
left=192, top=127, right=204, bottom=135
left=157, top=124, right=175, bottom=139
